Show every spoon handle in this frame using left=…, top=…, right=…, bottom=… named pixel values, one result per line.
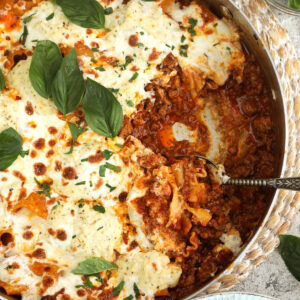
left=224, top=177, right=300, bottom=191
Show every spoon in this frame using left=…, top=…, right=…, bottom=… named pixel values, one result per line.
left=173, top=154, right=300, bottom=192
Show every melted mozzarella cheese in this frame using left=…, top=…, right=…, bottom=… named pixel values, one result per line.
left=163, top=0, right=245, bottom=85
left=116, top=250, right=181, bottom=297
left=220, top=229, right=242, bottom=255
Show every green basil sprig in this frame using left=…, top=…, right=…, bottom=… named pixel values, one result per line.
left=56, top=0, right=105, bottom=29
left=51, top=49, right=85, bottom=115
left=0, top=69, right=5, bottom=91
left=83, top=78, right=123, bottom=138
left=72, top=257, right=117, bottom=275
left=0, top=128, right=23, bottom=171
left=29, top=40, right=62, bottom=99
left=279, top=234, right=300, bottom=281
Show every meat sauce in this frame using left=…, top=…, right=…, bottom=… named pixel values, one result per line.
left=121, top=50, right=276, bottom=298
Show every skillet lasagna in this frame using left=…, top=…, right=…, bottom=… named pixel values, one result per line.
left=0, top=0, right=277, bottom=299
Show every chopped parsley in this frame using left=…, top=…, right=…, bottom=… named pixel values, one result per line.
left=129, top=72, right=139, bottom=82
left=126, top=100, right=134, bottom=107
left=75, top=181, right=86, bottom=186
left=140, top=31, right=144, bottom=35
left=124, top=296, right=134, bottom=300
left=81, top=158, right=88, bottom=162
left=133, top=283, right=141, bottom=298
left=213, top=42, right=220, bottom=47
left=226, top=46, right=232, bottom=54
left=78, top=199, right=84, bottom=208
left=180, top=44, right=189, bottom=57
left=5, top=265, right=12, bottom=270
left=97, top=226, right=103, bottom=231
left=166, top=44, right=175, bottom=50
left=120, top=56, right=133, bottom=70
left=112, top=281, right=125, bottom=296
left=187, top=18, right=197, bottom=36
left=93, top=204, right=105, bottom=213
left=46, top=13, right=55, bottom=21
left=105, top=162, right=121, bottom=172
left=213, top=22, right=218, bottom=27
left=20, top=149, right=29, bottom=157
left=115, top=143, right=124, bottom=148
left=106, top=183, right=116, bottom=192
left=99, top=165, right=106, bottom=177
left=89, top=180, right=93, bottom=187
left=19, top=25, right=28, bottom=46
left=72, top=235, right=76, bottom=239
left=181, top=34, right=186, bottom=43
left=137, top=42, right=144, bottom=48
left=91, top=57, right=97, bottom=63
left=95, top=66, right=105, bottom=72
left=51, top=201, right=60, bottom=211
left=34, top=177, right=52, bottom=198
left=108, top=88, right=119, bottom=94
left=102, top=149, right=114, bottom=160
left=91, top=47, right=99, bottom=52
left=23, top=13, right=35, bottom=24
left=75, top=275, right=93, bottom=289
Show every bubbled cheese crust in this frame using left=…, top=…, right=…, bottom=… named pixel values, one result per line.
left=0, top=0, right=245, bottom=298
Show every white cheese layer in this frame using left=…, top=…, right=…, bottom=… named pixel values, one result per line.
left=116, top=250, right=182, bottom=297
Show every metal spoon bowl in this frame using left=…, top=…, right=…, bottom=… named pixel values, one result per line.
left=172, top=154, right=300, bottom=192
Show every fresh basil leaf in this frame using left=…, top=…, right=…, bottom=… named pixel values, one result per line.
left=112, top=281, right=125, bottom=296
left=56, top=0, right=105, bottom=29
left=288, top=0, right=300, bottom=9
left=0, top=68, right=5, bottom=91
left=29, top=40, right=62, bottom=99
left=0, top=128, right=22, bottom=171
left=83, top=78, right=123, bottom=138
left=71, top=257, right=117, bottom=275
left=51, top=49, right=85, bottom=115
left=279, top=234, right=300, bottom=281
left=102, top=149, right=114, bottom=160
left=66, top=122, right=86, bottom=154
left=93, top=204, right=105, bottom=213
